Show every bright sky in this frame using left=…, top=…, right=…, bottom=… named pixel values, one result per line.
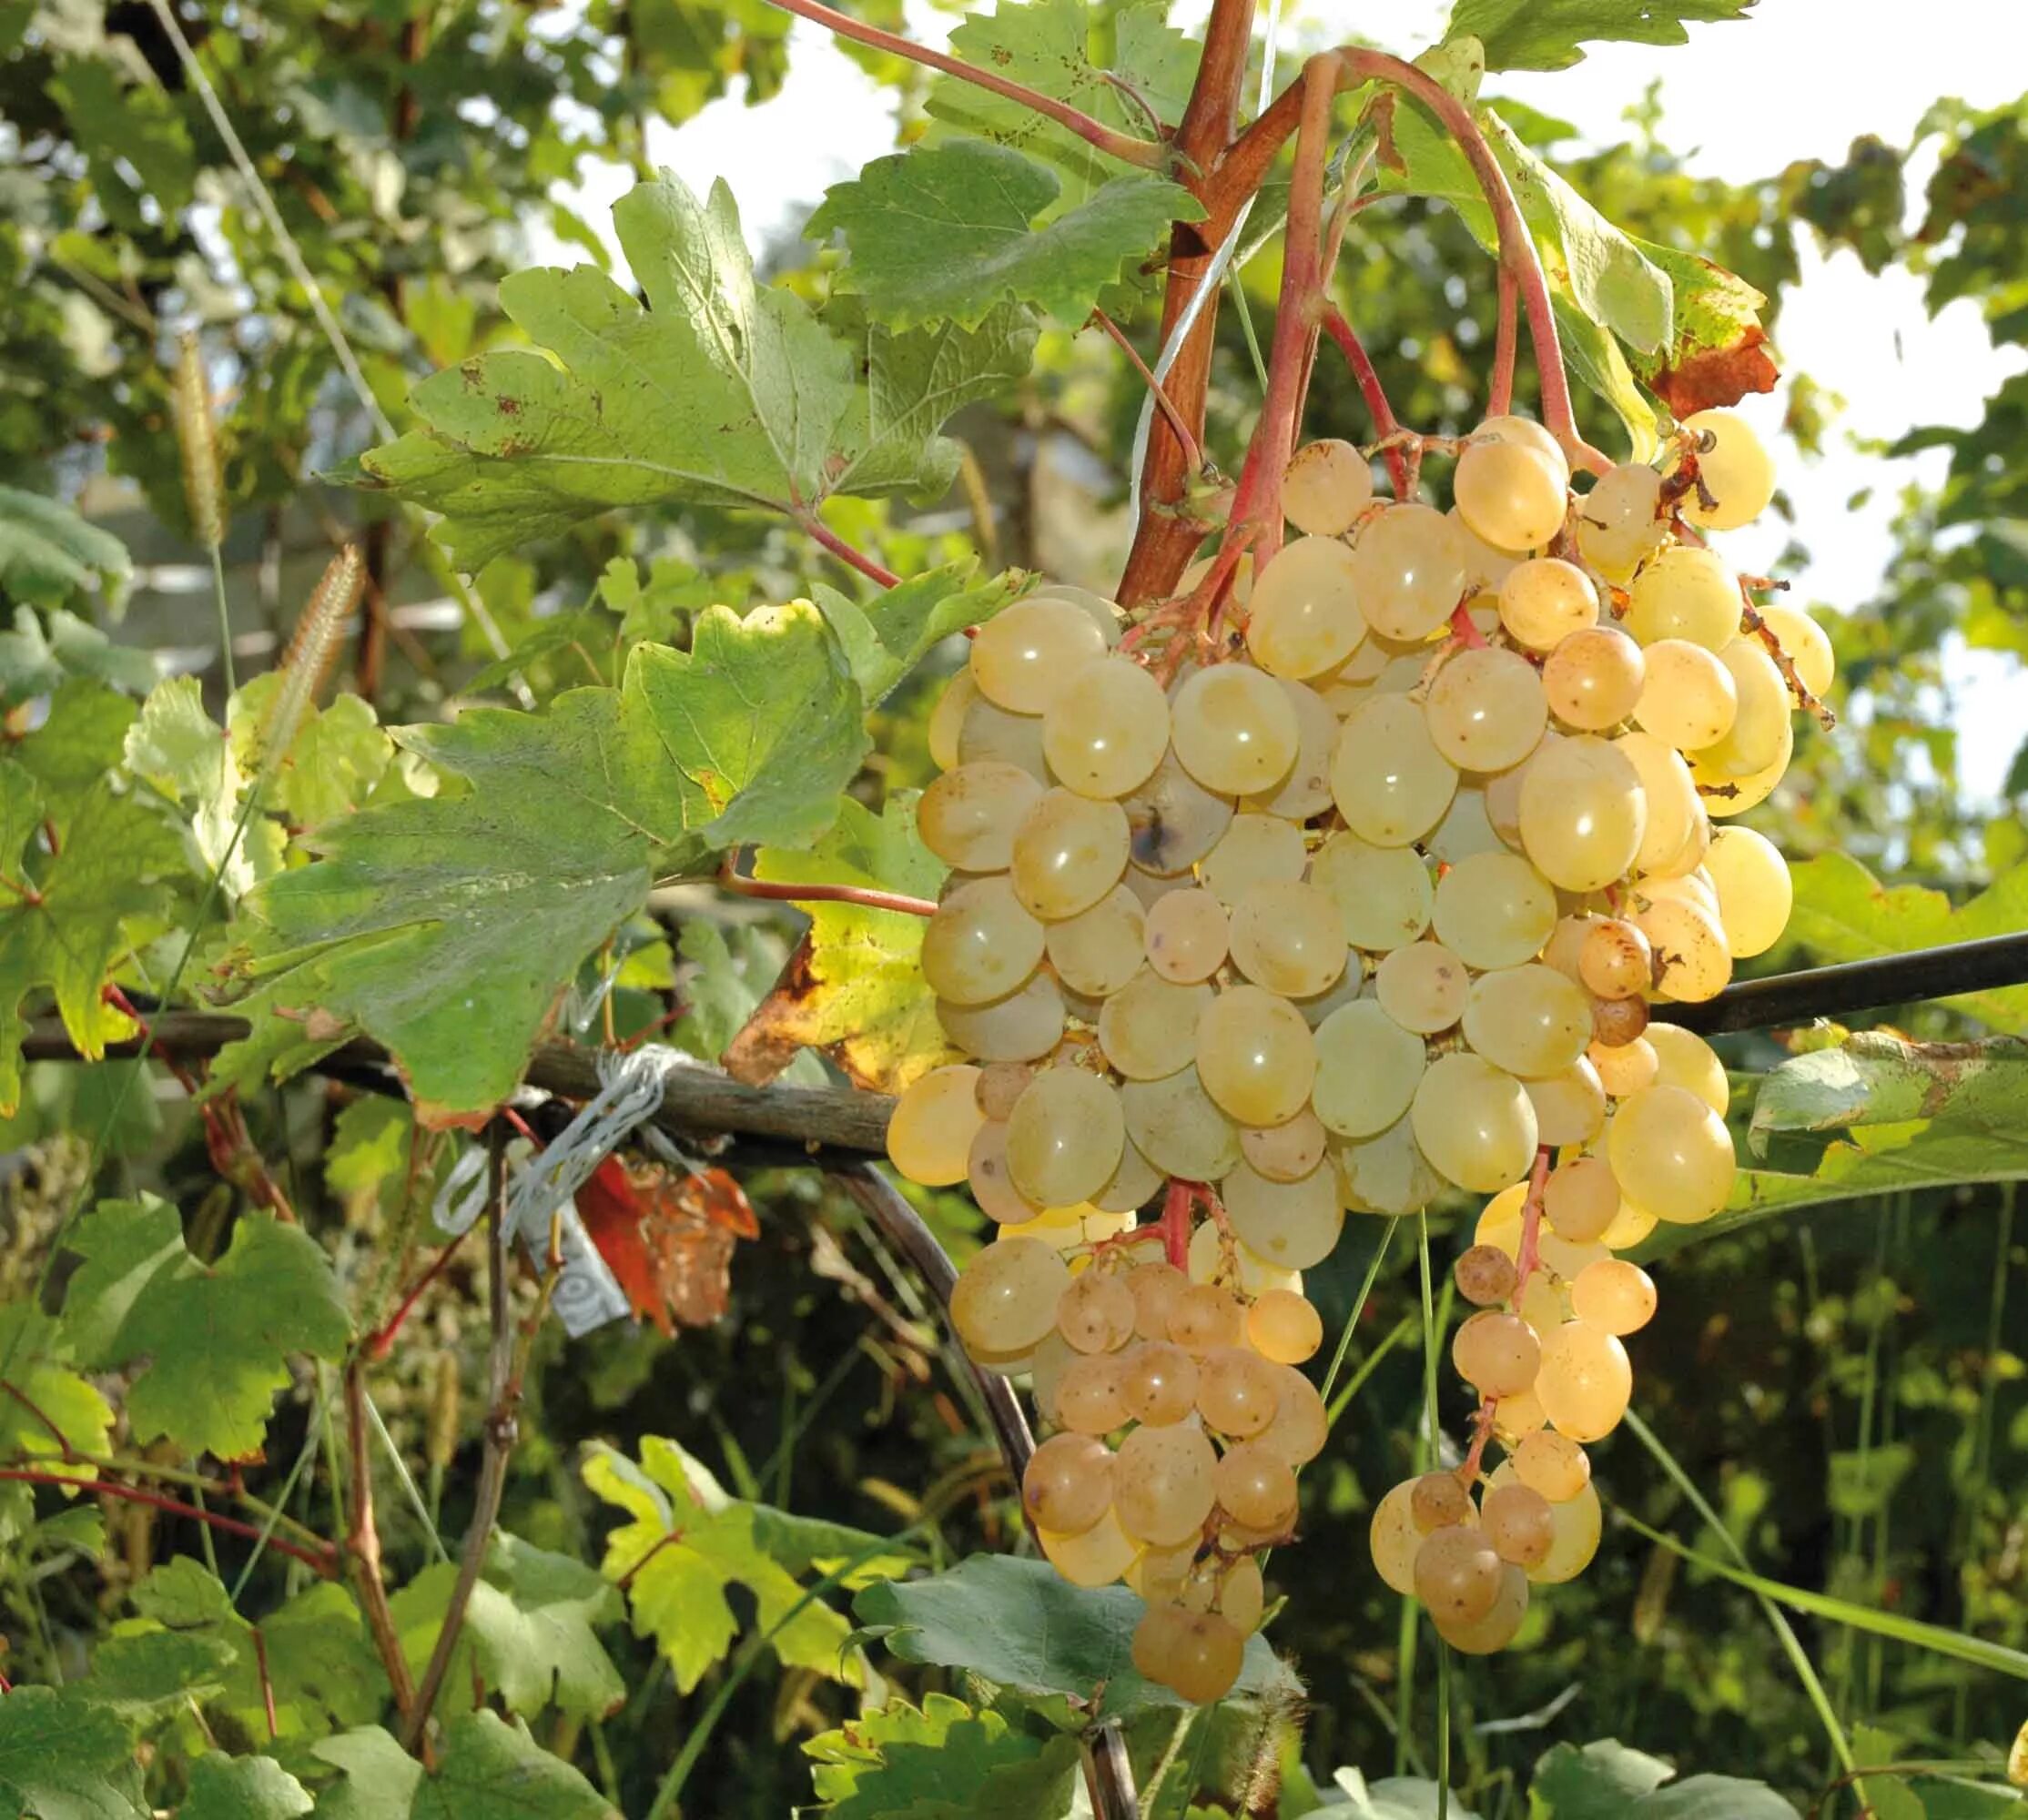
left=575, top=1, right=2028, bottom=799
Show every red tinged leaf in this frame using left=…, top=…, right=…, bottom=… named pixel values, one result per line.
left=1647, top=323, right=1780, bottom=418
left=574, top=1156, right=756, bottom=1336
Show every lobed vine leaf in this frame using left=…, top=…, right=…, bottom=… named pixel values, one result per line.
left=0, top=1684, right=146, bottom=1820
left=1628, top=238, right=1780, bottom=416
left=0, top=607, right=152, bottom=705
left=60, top=1199, right=350, bottom=1461
left=808, top=141, right=1201, bottom=330
left=309, top=1713, right=616, bottom=1819
left=811, top=562, right=1025, bottom=707
left=362, top=175, right=1035, bottom=571
left=803, top=1691, right=1082, bottom=1820
left=0, top=1306, right=115, bottom=1536
left=1329, top=1771, right=1482, bottom=1818
left=176, top=1754, right=313, bottom=1820
left=0, top=485, right=133, bottom=614
left=8, top=680, right=139, bottom=832
left=1444, top=0, right=1759, bottom=73
left=124, top=676, right=285, bottom=899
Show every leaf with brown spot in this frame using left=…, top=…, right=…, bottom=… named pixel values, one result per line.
left=1628, top=239, right=1781, bottom=416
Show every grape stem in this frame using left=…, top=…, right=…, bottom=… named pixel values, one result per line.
left=756, top=0, right=1167, bottom=171
left=0, top=1467, right=337, bottom=1574
left=1459, top=1146, right=1550, bottom=1483
left=797, top=511, right=902, bottom=590
left=1318, top=304, right=1412, bottom=497
left=715, top=853, right=938, bottom=918
left=1447, top=602, right=1489, bottom=651
left=1488, top=264, right=1519, bottom=418
left=1090, top=308, right=1205, bottom=477
left=1738, top=580, right=1837, bottom=729
left=1159, top=1178, right=1197, bottom=1269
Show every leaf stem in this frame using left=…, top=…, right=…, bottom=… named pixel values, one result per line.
left=716, top=857, right=937, bottom=918
left=758, top=0, right=1166, bottom=170
left=1092, top=310, right=1203, bottom=476
left=0, top=1468, right=335, bottom=1574
left=344, top=1354, right=421, bottom=1733
left=366, top=1228, right=471, bottom=1360
left=797, top=512, right=902, bottom=590
left=1488, top=263, right=1518, bottom=418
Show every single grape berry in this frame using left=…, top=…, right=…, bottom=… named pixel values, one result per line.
left=1454, top=1242, right=1519, bottom=1307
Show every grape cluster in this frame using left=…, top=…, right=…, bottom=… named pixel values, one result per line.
left=887, top=403, right=1829, bottom=1696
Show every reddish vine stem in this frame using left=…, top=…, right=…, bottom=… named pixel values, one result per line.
left=249, top=1626, right=279, bottom=1740
left=344, top=1357, right=420, bottom=1730
left=1, top=1381, right=78, bottom=1460
left=366, top=1227, right=471, bottom=1360
left=1091, top=309, right=1203, bottom=476
left=0, top=1468, right=336, bottom=1574
left=1319, top=304, right=1411, bottom=496
left=715, top=856, right=938, bottom=918
left=1447, top=602, right=1489, bottom=650
left=757, top=0, right=1165, bottom=170
left=1159, top=1178, right=1195, bottom=1270
left=798, top=513, right=901, bottom=591
left=1488, top=262, right=1518, bottom=417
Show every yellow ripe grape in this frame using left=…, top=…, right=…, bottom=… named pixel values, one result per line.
left=1455, top=436, right=1569, bottom=552
left=928, top=668, right=979, bottom=771
left=1704, top=824, right=1791, bottom=958
left=917, top=761, right=1044, bottom=872
left=1351, top=501, right=1468, bottom=641
left=1022, top=1431, right=1113, bottom=1534
left=1213, top=1441, right=1299, bottom=1531
left=1476, top=413, right=1566, bottom=468
left=1543, top=623, right=1646, bottom=732
left=1607, top=1082, right=1735, bottom=1222
left=1481, top=1480, right=1556, bottom=1569
left=1453, top=505, right=1522, bottom=593
left=1462, top=964, right=1593, bottom=1078
left=970, top=596, right=1108, bottom=712
left=1539, top=912, right=1597, bottom=986
left=1498, top=557, right=1599, bottom=651
left=1677, top=408, right=1777, bottom=531
left=1058, top=1269, right=1138, bottom=1353
left=1374, top=940, right=1469, bottom=1035
left=1370, top=1478, right=1425, bottom=1594
left=1113, top=1422, right=1218, bottom=1546
left=958, top=690, right=1049, bottom=780
left=1000, top=1203, right=1132, bottom=1256
left=1128, top=1535, right=1200, bottom=1603
left=1010, top=788, right=1130, bottom=922
left=1042, top=656, right=1171, bottom=799
left=1283, top=437, right=1376, bottom=536
left=1526, top=1058, right=1607, bottom=1147
left=1200, top=811, right=1307, bottom=910
left=1412, top=1053, right=1540, bottom=1193
left=1494, top=1461, right=1602, bottom=1584
left=1248, top=1287, right=1323, bottom=1364
left=1122, top=1067, right=1242, bottom=1182
left=1425, top=646, right=1549, bottom=773
left=1169, top=1281, right=1246, bottom=1352
left=1242, top=681, right=1337, bottom=824
left=1536, top=1318, right=1633, bottom=1441
left=1634, top=639, right=1739, bottom=751
left=1542, top=1154, right=1620, bottom=1242
left=1310, top=833, right=1435, bottom=953
left=1196, top=1344, right=1283, bottom=1438
left=1579, top=918, right=1653, bottom=1001
left=1493, top=1384, right=1548, bottom=1441
left=1196, top=986, right=1317, bottom=1127
left=1333, top=1108, right=1445, bottom=1217
left=1693, top=712, right=1792, bottom=818
left=1125, top=752, right=1235, bottom=876
left=938, top=971, right=1065, bottom=1065
left=950, top=1236, right=1072, bottom=1355
left=1221, top=1158, right=1343, bottom=1270
left=1630, top=893, right=1733, bottom=1003
left=968, top=1121, right=1043, bottom=1224
left=1046, top=886, right=1147, bottom=998
left=1240, top=1107, right=1330, bottom=1183
left=1610, top=729, right=1699, bottom=878
left=922, top=875, right=1046, bottom=1006
left=1218, top=1554, right=1267, bottom=1633
left=1120, top=1340, right=1201, bottom=1424
left=1006, top=1067, right=1125, bottom=1208
left=1428, top=784, right=1505, bottom=864
left=1571, top=1258, right=1658, bottom=1335
left=1576, top=461, right=1668, bottom=583
left=1143, top=886, right=1230, bottom=984
left=1625, top=544, right=1741, bottom=651
left=1126, top=1260, right=1188, bottom=1340
left=1517, top=734, right=1647, bottom=891
left=1597, top=1199, right=1658, bottom=1249
left=1153, top=1608, right=1247, bottom=1704
left=1333, top=692, right=1460, bottom=846
left=1187, top=1219, right=1299, bottom=1299
left=1694, top=637, right=1790, bottom=778
left=1247, top=535, right=1367, bottom=679
left=1511, top=1430, right=1590, bottom=1503
left=1455, top=1242, right=1518, bottom=1307
left=1057, top=1351, right=1131, bottom=1432
left=1756, top=602, right=1835, bottom=698
left=887, top=1065, right=983, bottom=1186
left=1410, top=1471, right=1475, bottom=1534
left=1414, top=1523, right=1506, bottom=1627
left=1171, top=663, right=1302, bottom=795
left=979, top=1060, right=1030, bottom=1118
left=1589, top=1031, right=1656, bottom=1103
left=1099, top=969, right=1213, bottom=1082
left=1256, top=1362, right=1328, bottom=1466
left=1230, top=880, right=1348, bottom=997
left=1453, top=1309, right=1543, bottom=1398
left=1039, top=1505, right=1139, bottom=1588
left=1313, top=999, right=1426, bottom=1138
left=1436, top=1562, right=1530, bottom=1653
left=1291, top=965, right=1368, bottom=1032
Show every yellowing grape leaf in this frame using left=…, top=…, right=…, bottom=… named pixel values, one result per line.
left=61, top=1198, right=350, bottom=1461
left=123, top=676, right=285, bottom=899
left=724, top=794, right=955, bottom=1092
left=0, top=765, right=187, bottom=1117
left=808, top=141, right=1199, bottom=330
left=362, top=174, right=1035, bottom=571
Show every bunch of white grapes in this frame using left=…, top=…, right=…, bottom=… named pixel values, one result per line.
left=885, top=402, right=1830, bottom=1696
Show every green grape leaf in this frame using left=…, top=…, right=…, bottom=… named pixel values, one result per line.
left=240, top=683, right=691, bottom=1121
left=46, top=56, right=197, bottom=227
left=122, top=1563, right=385, bottom=1739
left=805, top=1692, right=1082, bottom=1820
left=85, top=1629, right=238, bottom=1718
left=0, top=608, right=153, bottom=708
left=311, top=1714, right=615, bottom=1820
left=61, top=1199, right=350, bottom=1460
left=361, top=175, right=1035, bottom=571
left=723, top=794, right=955, bottom=1093
left=0, top=773, right=187, bottom=1117
left=388, top=1532, right=624, bottom=1722
left=926, top=0, right=1195, bottom=207
left=1626, top=238, right=1779, bottom=417
left=228, top=678, right=394, bottom=833
left=1629, top=1779, right=1800, bottom=1819
left=812, top=563, right=1024, bottom=707
left=0, top=488, right=133, bottom=615
left=852, top=1555, right=1302, bottom=1720
left=0, top=1684, right=147, bottom=1820
left=809, top=142, right=1199, bottom=330
left=177, top=1754, right=313, bottom=1820
left=124, top=676, right=284, bottom=898
left=0, top=1304, right=115, bottom=1473
left=322, top=1096, right=413, bottom=1214
left=583, top=1436, right=878, bottom=1694
left=1528, top=1739, right=1674, bottom=1815
left=627, top=601, right=870, bottom=850
left=9, top=680, right=139, bottom=833
left=1786, top=852, right=2028, bottom=1035
left=1329, top=1771, right=1481, bottom=1819
left=1443, top=0, right=1757, bottom=72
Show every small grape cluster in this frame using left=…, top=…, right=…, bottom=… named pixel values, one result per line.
left=886, top=401, right=1830, bottom=1698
